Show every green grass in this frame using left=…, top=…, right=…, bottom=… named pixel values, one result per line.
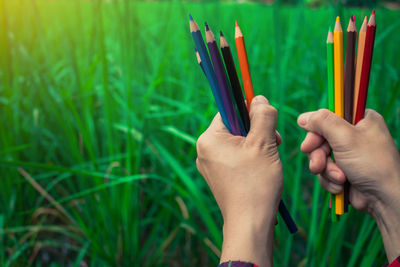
left=1, top=0, right=399, bottom=266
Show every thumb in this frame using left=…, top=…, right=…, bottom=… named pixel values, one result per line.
left=297, top=109, right=354, bottom=146
left=206, top=112, right=231, bottom=134
left=246, top=95, right=277, bottom=146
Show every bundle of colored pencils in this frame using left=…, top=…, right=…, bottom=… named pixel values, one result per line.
left=326, top=11, right=376, bottom=218
left=189, top=15, right=297, bottom=234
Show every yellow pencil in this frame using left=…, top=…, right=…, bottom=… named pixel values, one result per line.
left=334, top=16, right=344, bottom=215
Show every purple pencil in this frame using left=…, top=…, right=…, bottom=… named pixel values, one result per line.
left=205, top=23, right=241, bottom=135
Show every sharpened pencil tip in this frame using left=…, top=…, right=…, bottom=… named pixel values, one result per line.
left=220, top=31, right=224, bottom=37
left=205, top=23, right=209, bottom=31
left=372, top=9, right=375, bottom=15
left=328, top=26, right=332, bottom=32
left=189, top=14, right=193, bottom=21
left=235, top=21, right=238, bottom=27
left=336, top=16, right=340, bottom=22
left=195, top=48, right=198, bottom=52
left=351, top=15, right=355, bottom=22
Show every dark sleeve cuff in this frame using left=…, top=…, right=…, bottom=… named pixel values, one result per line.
left=218, top=261, right=259, bottom=267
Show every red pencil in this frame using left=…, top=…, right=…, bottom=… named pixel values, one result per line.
left=354, top=10, right=376, bottom=124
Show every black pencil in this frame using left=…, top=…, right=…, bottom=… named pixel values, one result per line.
left=220, top=31, right=250, bottom=133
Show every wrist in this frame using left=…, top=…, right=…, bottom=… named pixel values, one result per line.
left=371, top=174, right=400, bottom=262
left=220, top=210, right=276, bottom=267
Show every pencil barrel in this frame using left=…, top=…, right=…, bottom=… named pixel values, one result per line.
left=344, top=31, right=356, bottom=124
left=235, top=36, right=254, bottom=109
left=207, top=39, right=241, bottom=136
left=355, top=24, right=376, bottom=124
left=333, top=19, right=345, bottom=215
left=279, top=200, right=298, bottom=234
left=221, top=45, right=251, bottom=133
left=327, top=42, right=335, bottom=112
left=343, top=25, right=357, bottom=212
left=191, top=30, right=232, bottom=132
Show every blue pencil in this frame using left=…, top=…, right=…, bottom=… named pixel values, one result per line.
left=195, top=49, right=206, bottom=76
left=205, top=23, right=241, bottom=136
left=190, top=16, right=297, bottom=234
left=189, top=15, right=231, bottom=132
left=279, top=200, right=298, bottom=233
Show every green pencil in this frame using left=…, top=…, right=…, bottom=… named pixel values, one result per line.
left=327, top=27, right=334, bottom=112
left=327, top=27, right=338, bottom=222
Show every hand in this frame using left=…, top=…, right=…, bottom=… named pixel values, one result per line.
left=196, top=95, right=283, bottom=267
left=297, top=109, right=400, bottom=262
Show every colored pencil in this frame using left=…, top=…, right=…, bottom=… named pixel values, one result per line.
left=189, top=15, right=231, bottom=132
left=205, top=23, right=241, bottom=136
left=278, top=201, right=298, bottom=234
left=343, top=16, right=357, bottom=212
left=220, top=31, right=250, bottom=133
left=354, top=10, right=376, bottom=124
left=327, top=28, right=334, bottom=113
left=235, top=21, right=255, bottom=110
left=233, top=24, right=297, bottom=233
left=195, top=49, right=206, bottom=76
left=190, top=18, right=297, bottom=233
left=326, top=28, right=338, bottom=220
left=353, top=16, right=367, bottom=123
left=344, top=16, right=356, bottom=124
left=334, top=16, right=344, bottom=215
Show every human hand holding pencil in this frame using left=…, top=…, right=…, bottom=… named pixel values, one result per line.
left=196, top=95, right=283, bottom=267
left=297, top=109, right=400, bottom=262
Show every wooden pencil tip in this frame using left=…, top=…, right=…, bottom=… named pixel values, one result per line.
left=372, top=9, right=375, bottom=15
left=189, top=14, right=193, bottom=21
left=195, top=50, right=201, bottom=63
left=368, top=11, right=376, bottom=26
left=360, top=16, right=368, bottom=32
left=328, top=26, right=332, bottom=32
left=220, top=33, right=228, bottom=48
left=205, top=23, right=209, bottom=31
left=347, top=16, right=356, bottom=31
left=220, top=31, right=224, bottom=37
left=334, top=17, right=342, bottom=32
left=327, top=30, right=333, bottom=43
left=352, top=15, right=355, bottom=22
left=235, top=21, right=238, bottom=27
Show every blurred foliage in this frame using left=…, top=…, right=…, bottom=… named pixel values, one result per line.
left=0, top=0, right=399, bottom=266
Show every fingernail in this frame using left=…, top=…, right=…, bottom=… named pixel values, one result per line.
left=298, top=113, right=309, bottom=126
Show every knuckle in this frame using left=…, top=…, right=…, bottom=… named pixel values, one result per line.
left=316, top=109, right=355, bottom=139
left=316, top=109, right=331, bottom=121
left=253, top=104, right=277, bottom=118
left=357, top=109, right=385, bottom=131
left=195, top=157, right=201, bottom=171
left=196, top=133, right=209, bottom=156
left=318, top=175, right=328, bottom=189
left=370, top=110, right=384, bottom=123
left=318, top=175, right=339, bottom=193
left=196, top=157, right=205, bottom=176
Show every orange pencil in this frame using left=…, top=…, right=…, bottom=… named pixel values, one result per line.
left=235, top=21, right=254, bottom=110
left=353, top=16, right=368, bottom=123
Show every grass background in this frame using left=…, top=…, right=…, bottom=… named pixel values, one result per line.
left=1, top=0, right=400, bottom=266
